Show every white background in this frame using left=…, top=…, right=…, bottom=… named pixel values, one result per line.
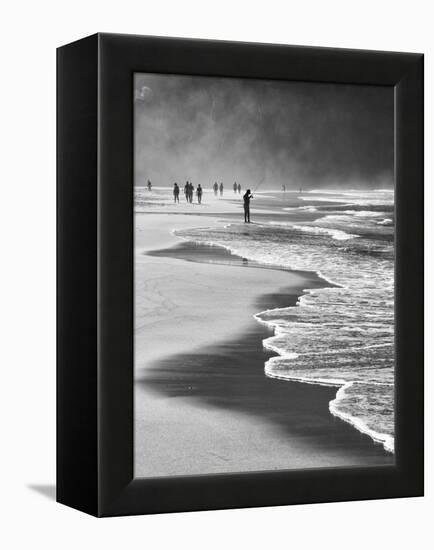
left=1, top=1, right=431, bottom=548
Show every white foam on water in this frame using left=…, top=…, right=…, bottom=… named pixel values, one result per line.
left=341, top=210, right=383, bottom=217
left=299, top=189, right=394, bottom=207
left=268, top=220, right=360, bottom=241
left=284, top=205, right=318, bottom=212
left=291, top=224, right=359, bottom=241
left=329, top=383, right=395, bottom=453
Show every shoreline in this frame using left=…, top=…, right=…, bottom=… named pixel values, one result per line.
left=167, top=224, right=393, bottom=454
left=145, top=240, right=394, bottom=456
left=134, top=216, right=394, bottom=477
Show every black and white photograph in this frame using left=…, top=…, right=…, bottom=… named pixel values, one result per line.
left=134, top=73, right=395, bottom=477
left=2, top=0, right=430, bottom=544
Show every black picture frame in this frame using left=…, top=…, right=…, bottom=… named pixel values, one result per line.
left=57, top=33, right=424, bottom=517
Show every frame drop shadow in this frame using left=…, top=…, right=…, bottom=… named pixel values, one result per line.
left=27, top=484, right=56, bottom=501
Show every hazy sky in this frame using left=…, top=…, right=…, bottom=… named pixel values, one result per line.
left=134, top=73, right=394, bottom=190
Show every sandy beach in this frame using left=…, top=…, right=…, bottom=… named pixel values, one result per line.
left=134, top=191, right=393, bottom=477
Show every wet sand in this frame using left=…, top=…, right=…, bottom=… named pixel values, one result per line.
left=134, top=207, right=394, bottom=477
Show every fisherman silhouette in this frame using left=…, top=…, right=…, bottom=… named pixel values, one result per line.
left=147, top=179, right=152, bottom=191
left=213, top=182, right=218, bottom=196
left=243, top=189, right=253, bottom=223
left=233, top=182, right=237, bottom=193
left=237, top=183, right=241, bottom=194
left=219, top=182, right=224, bottom=196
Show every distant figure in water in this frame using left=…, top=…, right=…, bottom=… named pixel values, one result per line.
left=243, top=189, right=253, bottom=223
left=173, top=183, right=180, bottom=203
left=233, top=182, right=237, bottom=193
left=219, top=182, right=224, bottom=196
left=189, top=182, right=194, bottom=203
left=147, top=179, right=152, bottom=191
left=184, top=181, right=189, bottom=202
left=282, top=184, right=286, bottom=192
left=213, top=182, right=218, bottom=196
left=237, top=183, right=241, bottom=194
left=299, top=187, right=302, bottom=193
left=196, top=184, right=203, bottom=204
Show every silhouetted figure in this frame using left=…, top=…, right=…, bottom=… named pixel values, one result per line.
left=233, top=182, right=237, bottom=193
left=243, top=189, right=253, bottom=223
left=219, top=182, right=224, bottom=196
left=213, top=182, right=218, bottom=196
left=147, top=179, right=152, bottom=191
left=282, top=184, right=286, bottom=192
left=173, top=183, right=180, bottom=203
left=184, top=181, right=189, bottom=202
left=196, top=184, right=203, bottom=204
left=237, top=183, right=241, bottom=194
left=189, top=182, right=194, bottom=203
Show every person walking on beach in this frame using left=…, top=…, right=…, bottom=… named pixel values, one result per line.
left=184, top=181, right=189, bottom=202
left=233, top=182, right=237, bottom=193
left=213, top=182, right=218, bottom=196
left=237, top=183, right=241, bottom=194
left=196, top=184, right=203, bottom=204
left=147, top=179, right=152, bottom=191
left=173, top=183, right=180, bottom=203
left=189, top=182, right=194, bottom=203
left=219, top=182, right=224, bottom=196
left=243, top=189, right=253, bottom=223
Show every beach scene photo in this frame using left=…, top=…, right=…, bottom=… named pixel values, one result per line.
left=134, top=73, right=395, bottom=477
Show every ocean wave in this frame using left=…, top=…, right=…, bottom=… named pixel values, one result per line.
left=341, top=210, right=383, bottom=217
left=267, top=221, right=359, bottom=241
left=329, top=383, right=395, bottom=453
left=265, top=345, right=395, bottom=453
left=258, top=310, right=394, bottom=454
left=306, top=211, right=394, bottom=240
left=283, top=205, right=318, bottom=212
left=299, top=190, right=394, bottom=208
left=307, top=189, right=394, bottom=195
left=300, top=197, right=393, bottom=207
left=291, top=224, right=359, bottom=241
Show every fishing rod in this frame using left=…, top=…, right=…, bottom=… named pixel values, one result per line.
left=252, top=176, right=265, bottom=194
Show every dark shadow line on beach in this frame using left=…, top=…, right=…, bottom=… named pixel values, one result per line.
left=146, top=239, right=336, bottom=280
